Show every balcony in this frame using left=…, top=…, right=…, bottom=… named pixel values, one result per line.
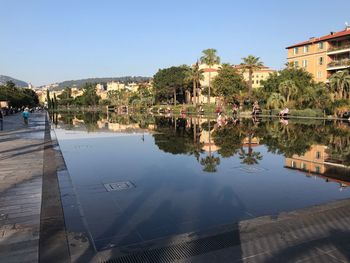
left=327, top=43, right=350, bottom=55
left=327, top=59, right=350, bottom=70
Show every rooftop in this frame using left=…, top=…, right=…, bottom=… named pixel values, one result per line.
left=286, top=27, right=350, bottom=49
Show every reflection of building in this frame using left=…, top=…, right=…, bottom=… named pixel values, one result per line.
left=200, top=129, right=220, bottom=152
left=286, top=25, right=350, bottom=82
left=285, top=145, right=350, bottom=189
left=285, top=145, right=327, bottom=174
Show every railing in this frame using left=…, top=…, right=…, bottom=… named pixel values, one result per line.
left=327, top=59, right=350, bottom=68
left=328, top=43, right=350, bottom=52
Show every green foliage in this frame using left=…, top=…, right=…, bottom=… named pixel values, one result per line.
left=329, top=70, right=350, bottom=99
left=212, top=64, right=245, bottom=103
left=0, top=82, right=38, bottom=107
left=266, top=93, right=285, bottom=109
left=153, top=66, right=191, bottom=105
left=240, top=55, right=264, bottom=96
left=261, top=66, right=314, bottom=101
left=289, top=108, right=324, bottom=117
left=80, top=83, right=100, bottom=106
left=58, top=87, right=74, bottom=107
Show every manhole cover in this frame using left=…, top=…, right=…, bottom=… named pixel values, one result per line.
left=104, top=181, right=135, bottom=192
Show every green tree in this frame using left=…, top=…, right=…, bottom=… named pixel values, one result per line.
left=261, top=66, right=314, bottom=102
left=186, top=62, right=204, bottom=107
left=153, top=66, right=191, bottom=106
left=200, top=48, right=221, bottom=104
left=266, top=93, right=285, bottom=109
left=81, top=83, right=100, bottom=106
left=46, top=89, right=52, bottom=109
left=58, top=87, right=74, bottom=107
left=278, top=80, right=298, bottom=103
left=53, top=93, right=58, bottom=109
left=240, top=55, right=264, bottom=97
left=212, top=64, right=245, bottom=104
left=330, top=70, right=350, bottom=99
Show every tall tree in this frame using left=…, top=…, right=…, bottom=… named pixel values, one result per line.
left=330, top=70, right=350, bottom=99
left=200, top=48, right=220, bottom=104
left=278, top=80, right=298, bottom=102
left=266, top=93, right=285, bottom=109
left=81, top=83, right=100, bottom=106
left=240, top=55, right=264, bottom=97
left=186, top=62, right=204, bottom=107
left=212, top=64, right=245, bottom=104
left=153, top=66, right=191, bottom=106
left=46, top=89, right=52, bottom=109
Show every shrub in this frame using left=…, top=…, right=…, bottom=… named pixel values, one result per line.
left=289, top=108, right=324, bottom=117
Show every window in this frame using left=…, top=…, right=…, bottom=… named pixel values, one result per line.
left=315, top=166, right=321, bottom=173
left=316, top=151, right=321, bottom=159
left=291, top=161, right=297, bottom=168
left=293, top=47, right=299, bottom=55
left=301, top=162, right=307, bottom=170
left=294, top=61, right=299, bottom=67
left=317, top=71, right=323, bottom=78
left=304, top=45, right=309, bottom=53
left=319, top=57, right=324, bottom=65
left=318, top=42, right=324, bottom=49
left=302, top=59, right=308, bottom=68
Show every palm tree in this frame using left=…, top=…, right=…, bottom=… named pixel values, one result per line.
left=266, top=93, right=285, bottom=109
left=278, top=80, right=298, bottom=102
left=330, top=70, right=350, bottom=99
left=240, top=55, right=264, bottom=97
left=186, top=62, right=204, bottom=107
left=200, top=49, right=221, bottom=104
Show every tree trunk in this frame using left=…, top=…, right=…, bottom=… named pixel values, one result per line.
left=174, top=89, right=177, bottom=106
left=193, top=79, right=196, bottom=107
left=248, top=69, right=253, bottom=97
left=208, top=70, right=211, bottom=105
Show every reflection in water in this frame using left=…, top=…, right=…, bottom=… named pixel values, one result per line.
left=53, top=112, right=350, bottom=180
left=53, top=112, right=350, bottom=250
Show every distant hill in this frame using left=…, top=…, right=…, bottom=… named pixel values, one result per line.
left=48, top=76, right=151, bottom=90
left=0, top=75, right=28, bottom=87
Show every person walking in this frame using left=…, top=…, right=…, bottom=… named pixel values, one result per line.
left=22, top=108, right=30, bottom=125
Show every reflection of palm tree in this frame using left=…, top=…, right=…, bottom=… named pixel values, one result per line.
left=239, top=150, right=262, bottom=165
left=239, top=131, right=263, bottom=165
left=200, top=155, right=221, bottom=172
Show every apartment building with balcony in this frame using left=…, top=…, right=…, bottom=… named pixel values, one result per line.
left=286, top=25, right=350, bottom=82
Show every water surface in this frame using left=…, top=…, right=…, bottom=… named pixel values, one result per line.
left=53, top=112, right=350, bottom=250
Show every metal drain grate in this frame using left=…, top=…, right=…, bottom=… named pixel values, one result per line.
left=104, top=181, right=136, bottom=192
left=101, top=230, right=240, bottom=263
left=232, top=166, right=268, bottom=173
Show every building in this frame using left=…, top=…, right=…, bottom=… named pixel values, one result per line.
left=286, top=25, right=350, bottom=82
left=234, top=65, right=275, bottom=89
left=106, top=82, right=125, bottom=92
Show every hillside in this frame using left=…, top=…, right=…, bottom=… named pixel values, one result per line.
left=0, top=75, right=28, bottom=87
left=50, top=76, right=151, bottom=90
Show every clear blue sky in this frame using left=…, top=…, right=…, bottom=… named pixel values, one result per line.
left=1, top=0, right=349, bottom=86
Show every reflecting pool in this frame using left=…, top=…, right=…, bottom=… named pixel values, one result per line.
left=53, top=112, right=350, bottom=250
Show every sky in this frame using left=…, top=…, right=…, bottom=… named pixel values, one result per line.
left=1, top=0, right=350, bottom=86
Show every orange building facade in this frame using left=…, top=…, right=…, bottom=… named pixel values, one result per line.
left=286, top=25, right=350, bottom=82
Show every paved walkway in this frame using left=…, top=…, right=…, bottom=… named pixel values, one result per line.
left=0, top=113, right=46, bottom=263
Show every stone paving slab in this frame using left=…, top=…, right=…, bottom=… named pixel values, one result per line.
left=0, top=113, right=46, bottom=263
